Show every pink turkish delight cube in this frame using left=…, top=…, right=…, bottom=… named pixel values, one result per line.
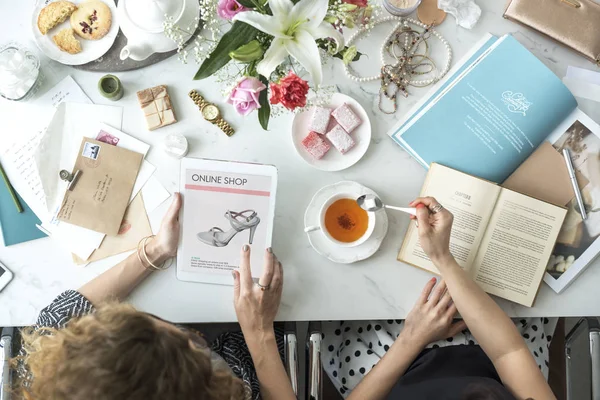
left=331, top=103, right=361, bottom=133
left=326, top=124, right=356, bottom=154
left=308, top=106, right=331, bottom=134
left=302, top=131, right=331, bottom=159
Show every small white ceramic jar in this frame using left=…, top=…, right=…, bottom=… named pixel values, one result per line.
left=382, top=0, right=422, bottom=16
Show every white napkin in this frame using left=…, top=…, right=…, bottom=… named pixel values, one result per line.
left=437, top=0, right=481, bottom=29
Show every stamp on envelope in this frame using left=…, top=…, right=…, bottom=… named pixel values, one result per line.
left=96, top=130, right=120, bottom=146
left=82, top=142, right=101, bottom=160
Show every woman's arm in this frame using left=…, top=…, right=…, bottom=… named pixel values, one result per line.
left=347, top=278, right=466, bottom=400
left=78, top=194, right=181, bottom=305
left=233, top=246, right=296, bottom=400
left=411, top=197, right=556, bottom=400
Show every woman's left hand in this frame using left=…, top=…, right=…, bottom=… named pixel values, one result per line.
left=233, top=246, right=283, bottom=337
left=401, top=278, right=467, bottom=348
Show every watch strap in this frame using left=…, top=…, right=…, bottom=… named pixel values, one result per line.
left=188, top=90, right=208, bottom=108
left=215, top=116, right=235, bottom=137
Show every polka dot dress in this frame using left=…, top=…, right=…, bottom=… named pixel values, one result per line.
left=322, top=317, right=557, bottom=398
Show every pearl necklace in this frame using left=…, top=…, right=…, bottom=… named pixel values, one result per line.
left=344, top=16, right=452, bottom=86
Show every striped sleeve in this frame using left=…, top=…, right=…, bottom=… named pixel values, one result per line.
left=36, top=290, right=95, bottom=329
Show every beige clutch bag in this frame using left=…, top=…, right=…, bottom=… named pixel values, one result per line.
left=504, top=0, right=600, bottom=65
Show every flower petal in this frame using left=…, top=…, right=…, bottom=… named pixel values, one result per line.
left=284, top=29, right=322, bottom=86
left=233, top=12, right=290, bottom=38
left=308, top=22, right=345, bottom=53
left=289, top=0, right=329, bottom=31
left=257, top=38, right=289, bottom=79
left=268, top=0, right=293, bottom=20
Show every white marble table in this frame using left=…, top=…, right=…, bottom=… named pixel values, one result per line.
left=1, top=0, right=599, bottom=326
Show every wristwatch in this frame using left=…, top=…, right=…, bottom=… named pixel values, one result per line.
left=188, top=90, right=235, bottom=136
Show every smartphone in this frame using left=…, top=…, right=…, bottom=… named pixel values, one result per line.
left=0, top=261, right=13, bottom=292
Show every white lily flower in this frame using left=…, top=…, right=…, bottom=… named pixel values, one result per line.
left=233, top=0, right=344, bottom=86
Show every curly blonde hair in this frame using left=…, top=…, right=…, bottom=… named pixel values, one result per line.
left=14, top=303, right=247, bottom=400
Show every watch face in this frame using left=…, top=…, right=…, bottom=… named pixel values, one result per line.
left=202, top=104, right=220, bottom=121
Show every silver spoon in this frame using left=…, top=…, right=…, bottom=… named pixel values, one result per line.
left=356, top=194, right=417, bottom=216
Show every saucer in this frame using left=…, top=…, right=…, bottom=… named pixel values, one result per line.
left=304, top=181, right=389, bottom=264
left=291, top=93, right=371, bottom=172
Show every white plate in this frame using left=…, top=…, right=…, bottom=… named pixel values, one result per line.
left=31, top=0, right=119, bottom=66
left=292, top=93, right=371, bottom=172
left=304, top=181, right=388, bottom=264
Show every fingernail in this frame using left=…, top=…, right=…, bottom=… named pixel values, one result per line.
left=267, top=247, right=273, bottom=253
left=231, top=271, right=236, bottom=279
left=416, top=203, right=425, bottom=209
left=243, top=245, right=249, bottom=252
left=431, top=277, right=437, bottom=282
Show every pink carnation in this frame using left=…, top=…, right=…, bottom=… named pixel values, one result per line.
left=269, top=72, right=309, bottom=111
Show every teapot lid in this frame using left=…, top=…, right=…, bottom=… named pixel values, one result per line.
left=124, top=0, right=185, bottom=33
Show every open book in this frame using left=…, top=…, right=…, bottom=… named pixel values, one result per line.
left=398, top=164, right=567, bottom=307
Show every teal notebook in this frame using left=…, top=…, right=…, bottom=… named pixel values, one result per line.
left=0, top=182, right=46, bottom=246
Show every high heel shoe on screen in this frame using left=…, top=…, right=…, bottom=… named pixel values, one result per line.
left=197, top=210, right=261, bottom=247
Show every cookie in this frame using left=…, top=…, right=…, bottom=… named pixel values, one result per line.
left=37, top=1, right=77, bottom=35
left=70, top=0, right=112, bottom=40
left=52, top=28, right=82, bottom=54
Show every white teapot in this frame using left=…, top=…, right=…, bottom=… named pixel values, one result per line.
left=118, top=0, right=200, bottom=61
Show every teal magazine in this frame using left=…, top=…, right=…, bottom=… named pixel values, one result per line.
left=387, top=34, right=580, bottom=184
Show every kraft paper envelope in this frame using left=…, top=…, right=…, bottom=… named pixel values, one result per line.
left=71, top=193, right=152, bottom=265
left=57, top=138, right=143, bottom=235
left=503, top=142, right=589, bottom=207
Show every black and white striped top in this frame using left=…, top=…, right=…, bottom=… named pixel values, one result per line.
left=22, top=290, right=283, bottom=400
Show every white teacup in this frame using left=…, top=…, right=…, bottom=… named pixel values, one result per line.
left=304, top=193, right=376, bottom=248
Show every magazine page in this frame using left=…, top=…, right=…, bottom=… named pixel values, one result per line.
left=390, top=35, right=577, bottom=183
left=388, top=34, right=499, bottom=165
left=544, top=109, right=600, bottom=293
left=178, top=159, right=276, bottom=283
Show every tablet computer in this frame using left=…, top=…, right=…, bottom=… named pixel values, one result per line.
left=177, top=158, right=278, bottom=285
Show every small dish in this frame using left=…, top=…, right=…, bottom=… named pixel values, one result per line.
left=31, top=0, right=119, bottom=66
left=304, top=181, right=388, bottom=264
left=291, top=93, right=371, bottom=172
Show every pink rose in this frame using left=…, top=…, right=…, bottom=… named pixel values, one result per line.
left=227, top=77, right=266, bottom=116
left=269, top=72, right=309, bottom=111
left=343, top=0, right=368, bottom=6
left=217, top=0, right=248, bottom=20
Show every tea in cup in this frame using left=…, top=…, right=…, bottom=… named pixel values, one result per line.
left=305, top=193, right=375, bottom=247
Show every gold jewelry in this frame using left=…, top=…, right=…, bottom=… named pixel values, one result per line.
left=188, top=90, right=235, bottom=136
left=137, top=235, right=172, bottom=271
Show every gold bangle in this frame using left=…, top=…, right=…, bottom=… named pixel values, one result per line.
left=137, top=235, right=172, bottom=271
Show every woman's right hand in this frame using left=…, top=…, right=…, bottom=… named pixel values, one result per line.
left=233, top=246, right=283, bottom=338
left=409, top=196, right=454, bottom=263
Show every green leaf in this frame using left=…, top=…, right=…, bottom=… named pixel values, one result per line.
left=194, top=22, right=259, bottom=80
left=258, top=77, right=270, bottom=130
left=236, top=0, right=255, bottom=8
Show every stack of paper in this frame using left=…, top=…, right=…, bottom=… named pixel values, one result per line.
left=0, top=76, right=170, bottom=264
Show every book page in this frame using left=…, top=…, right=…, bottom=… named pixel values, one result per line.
left=398, top=164, right=501, bottom=274
left=471, top=189, right=567, bottom=306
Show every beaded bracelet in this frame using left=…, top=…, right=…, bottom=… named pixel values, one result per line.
left=137, top=235, right=173, bottom=271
